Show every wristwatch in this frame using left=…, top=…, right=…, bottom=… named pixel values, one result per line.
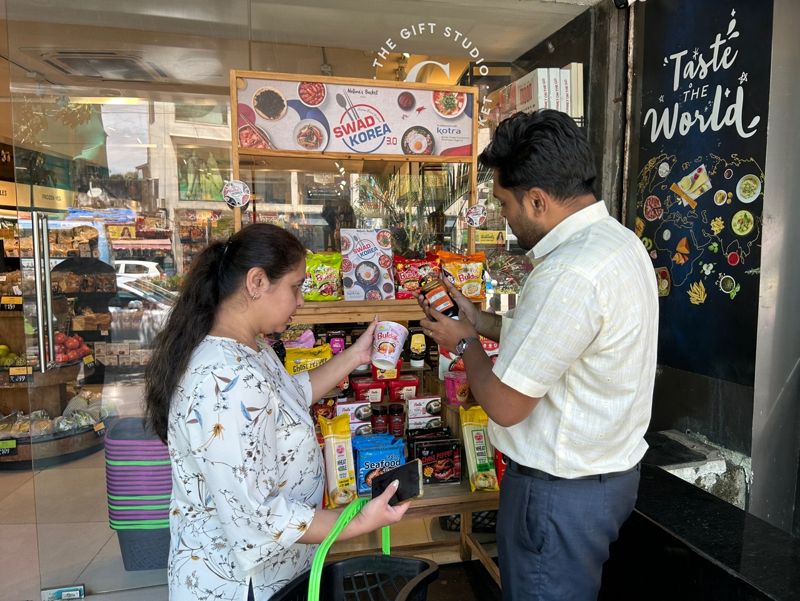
left=455, top=336, right=480, bottom=357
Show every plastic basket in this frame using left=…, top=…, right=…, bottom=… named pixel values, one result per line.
left=272, top=498, right=439, bottom=601
left=438, top=511, right=497, bottom=533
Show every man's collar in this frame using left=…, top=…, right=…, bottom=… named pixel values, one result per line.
left=527, top=201, right=609, bottom=261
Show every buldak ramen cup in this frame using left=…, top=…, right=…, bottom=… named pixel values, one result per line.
left=372, top=321, right=408, bottom=370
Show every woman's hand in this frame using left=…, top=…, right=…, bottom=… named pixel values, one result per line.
left=348, top=317, right=378, bottom=366
left=347, top=480, right=409, bottom=536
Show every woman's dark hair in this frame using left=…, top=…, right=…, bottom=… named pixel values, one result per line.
left=478, top=109, right=596, bottom=201
left=144, top=224, right=306, bottom=442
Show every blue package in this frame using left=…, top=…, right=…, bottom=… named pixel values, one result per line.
left=353, top=436, right=405, bottom=495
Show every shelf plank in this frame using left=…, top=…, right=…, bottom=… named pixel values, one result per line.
left=293, top=299, right=424, bottom=325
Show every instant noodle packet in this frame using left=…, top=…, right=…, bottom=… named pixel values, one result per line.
left=460, top=405, right=499, bottom=492
left=284, top=344, right=333, bottom=375
left=303, top=252, right=343, bottom=301
left=438, top=250, right=486, bottom=300
left=393, top=254, right=441, bottom=299
left=319, top=414, right=357, bottom=508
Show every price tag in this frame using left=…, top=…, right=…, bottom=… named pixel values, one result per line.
left=83, top=354, right=96, bottom=370
left=9, top=365, right=32, bottom=383
left=0, top=439, right=17, bottom=456
left=0, top=296, right=22, bottom=311
left=93, top=421, right=106, bottom=437
left=100, top=330, right=109, bottom=336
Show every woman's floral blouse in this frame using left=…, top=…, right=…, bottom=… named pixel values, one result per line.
left=167, top=336, right=323, bottom=600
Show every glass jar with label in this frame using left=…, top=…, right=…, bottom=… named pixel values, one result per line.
left=388, top=404, right=405, bottom=437
left=371, top=404, right=388, bottom=434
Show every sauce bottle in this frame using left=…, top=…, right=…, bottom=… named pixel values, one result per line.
left=371, top=404, right=388, bottom=434
left=421, top=280, right=458, bottom=318
left=409, top=332, right=427, bottom=368
left=388, top=404, right=405, bottom=437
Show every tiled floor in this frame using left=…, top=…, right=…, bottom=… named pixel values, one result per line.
left=0, top=381, right=498, bottom=600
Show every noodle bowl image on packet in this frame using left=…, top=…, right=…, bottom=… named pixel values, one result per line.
left=371, top=321, right=408, bottom=370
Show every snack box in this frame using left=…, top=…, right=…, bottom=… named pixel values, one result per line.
left=408, top=395, right=442, bottom=419
left=414, top=438, right=461, bottom=485
left=352, top=377, right=386, bottom=403
left=336, top=399, right=373, bottom=423
left=340, top=228, right=395, bottom=301
left=388, top=375, right=420, bottom=403
left=408, top=415, right=444, bottom=431
left=350, top=421, right=373, bottom=436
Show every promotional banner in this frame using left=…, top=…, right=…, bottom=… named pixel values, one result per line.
left=234, top=76, right=474, bottom=157
left=632, top=0, right=773, bottom=385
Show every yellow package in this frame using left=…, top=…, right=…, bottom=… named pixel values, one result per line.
left=284, top=344, right=333, bottom=375
left=439, top=251, right=486, bottom=300
left=460, top=406, right=499, bottom=492
left=319, top=414, right=357, bottom=508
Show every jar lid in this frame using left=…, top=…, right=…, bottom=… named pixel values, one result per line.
left=371, top=404, right=387, bottom=415
left=388, top=404, right=404, bottom=414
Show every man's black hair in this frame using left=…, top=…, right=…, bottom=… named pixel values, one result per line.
left=478, top=110, right=597, bottom=201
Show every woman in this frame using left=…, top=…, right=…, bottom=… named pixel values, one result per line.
left=145, top=224, right=408, bottom=601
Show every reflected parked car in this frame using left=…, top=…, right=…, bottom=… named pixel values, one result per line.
left=109, top=278, right=176, bottom=345
left=116, top=260, right=163, bottom=286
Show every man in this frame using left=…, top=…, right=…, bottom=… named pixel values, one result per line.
left=417, top=110, right=658, bottom=600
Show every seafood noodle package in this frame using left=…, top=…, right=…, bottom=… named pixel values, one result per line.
left=303, top=252, right=343, bottom=301
left=460, top=406, right=500, bottom=492
left=438, top=251, right=486, bottom=300
left=352, top=434, right=405, bottom=495
left=340, top=229, right=395, bottom=301
left=284, top=343, right=333, bottom=375
left=393, top=254, right=441, bottom=299
left=319, top=414, right=357, bottom=508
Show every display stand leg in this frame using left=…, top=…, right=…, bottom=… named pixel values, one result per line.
left=459, top=510, right=472, bottom=561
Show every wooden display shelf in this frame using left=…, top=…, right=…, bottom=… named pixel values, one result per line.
left=329, top=481, right=501, bottom=587
left=293, top=299, right=424, bottom=325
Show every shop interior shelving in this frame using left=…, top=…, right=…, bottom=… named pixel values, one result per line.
left=231, top=71, right=479, bottom=325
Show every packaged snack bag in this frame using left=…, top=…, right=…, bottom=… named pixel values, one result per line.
left=303, top=252, right=343, bottom=301
left=319, top=414, right=357, bottom=507
left=438, top=250, right=486, bottom=300
left=460, top=406, right=499, bottom=492
left=352, top=434, right=405, bottom=495
left=284, top=344, right=333, bottom=375
left=393, top=254, right=441, bottom=299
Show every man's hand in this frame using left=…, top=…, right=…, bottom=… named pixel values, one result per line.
left=412, top=279, right=479, bottom=327
left=419, top=305, right=479, bottom=354
left=442, top=278, right=479, bottom=326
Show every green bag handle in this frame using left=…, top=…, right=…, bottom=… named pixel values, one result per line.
left=306, top=498, right=392, bottom=601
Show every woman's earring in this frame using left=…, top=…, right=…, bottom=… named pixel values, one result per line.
left=251, top=293, right=259, bottom=301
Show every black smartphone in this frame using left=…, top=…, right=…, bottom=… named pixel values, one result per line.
left=370, top=459, right=424, bottom=506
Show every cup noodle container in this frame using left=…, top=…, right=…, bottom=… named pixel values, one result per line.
left=371, top=321, right=409, bottom=370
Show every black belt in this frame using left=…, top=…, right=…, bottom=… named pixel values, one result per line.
left=507, top=459, right=640, bottom=482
